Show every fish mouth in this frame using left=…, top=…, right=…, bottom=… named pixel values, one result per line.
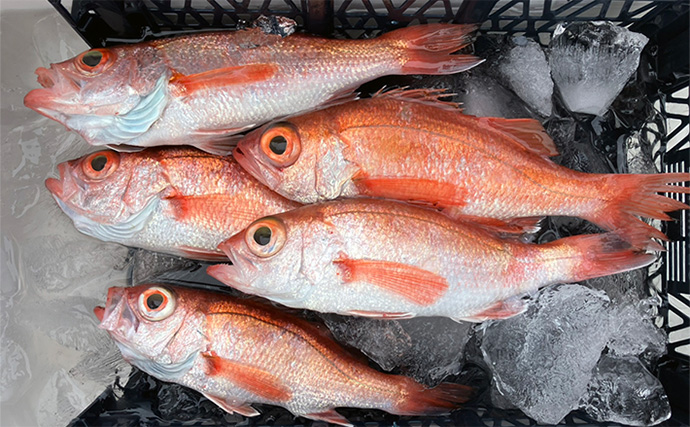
left=24, top=66, right=81, bottom=121
left=97, top=287, right=140, bottom=339
left=233, top=146, right=281, bottom=189
left=45, top=162, right=80, bottom=203
left=207, top=241, right=259, bottom=288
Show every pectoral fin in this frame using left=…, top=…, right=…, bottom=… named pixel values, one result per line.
left=171, top=63, right=277, bottom=94
left=334, top=258, right=448, bottom=306
left=353, top=175, right=465, bottom=208
left=202, top=351, right=292, bottom=402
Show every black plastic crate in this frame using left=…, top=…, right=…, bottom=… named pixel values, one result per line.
left=47, top=0, right=689, bottom=425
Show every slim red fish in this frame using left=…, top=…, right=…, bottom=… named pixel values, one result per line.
left=25, top=24, right=481, bottom=153
left=233, top=88, right=690, bottom=249
left=95, top=284, right=473, bottom=425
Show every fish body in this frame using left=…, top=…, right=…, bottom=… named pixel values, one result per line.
left=24, top=25, right=481, bottom=153
left=233, top=89, right=690, bottom=249
left=45, top=147, right=300, bottom=260
left=207, top=199, right=655, bottom=321
left=95, top=284, right=472, bottom=425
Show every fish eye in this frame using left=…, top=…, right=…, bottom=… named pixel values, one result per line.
left=245, top=217, right=287, bottom=258
left=253, top=226, right=272, bottom=245
left=82, top=150, right=120, bottom=180
left=269, top=135, right=287, bottom=155
left=138, top=286, right=176, bottom=321
left=76, top=49, right=112, bottom=73
left=81, top=51, right=102, bottom=67
left=259, top=122, right=301, bottom=167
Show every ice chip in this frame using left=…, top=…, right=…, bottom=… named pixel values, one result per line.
left=549, top=21, right=649, bottom=116
left=498, top=36, right=554, bottom=116
left=322, top=315, right=471, bottom=387
left=481, top=284, right=612, bottom=424
left=580, top=354, right=671, bottom=426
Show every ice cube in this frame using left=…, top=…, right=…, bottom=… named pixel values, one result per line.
left=580, top=354, right=671, bottom=426
left=481, top=284, right=612, bottom=424
left=323, top=315, right=471, bottom=387
left=549, top=21, right=649, bottom=116
left=498, top=36, right=554, bottom=116
left=606, top=298, right=667, bottom=363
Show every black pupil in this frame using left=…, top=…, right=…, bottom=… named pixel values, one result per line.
left=269, top=135, right=287, bottom=155
left=147, top=293, right=164, bottom=310
left=253, top=226, right=272, bottom=246
left=82, top=51, right=102, bottom=67
left=91, top=155, right=108, bottom=172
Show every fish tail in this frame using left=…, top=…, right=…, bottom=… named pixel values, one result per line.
left=584, top=172, right=690, bottom=250
left=392, top=377, right=473, bottom=416
left=380, top=23, right=484, bottom=74
left=554, top=232, right=656, bottom=283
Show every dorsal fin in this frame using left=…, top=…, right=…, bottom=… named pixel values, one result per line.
left=371, top=86, right=462, bottom=112
left=481, top=117, right=559, bottom=157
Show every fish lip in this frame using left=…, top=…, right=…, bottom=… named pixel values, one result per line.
left=36, top=66, right=55, bottom=88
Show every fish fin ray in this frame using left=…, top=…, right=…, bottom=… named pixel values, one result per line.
left=344, top=309, right=416, bottom=319
left=584, top=173, right=690, bottom=249
left=371, top=87, right=461, bottom=111
left=456, top=297, right=527, bottom=322
left=177, top=245, right=228, bottom=261
left=193, top=134, right=244, bottom=155
left=481, top=117, right=559, bottom=157
left=334, top=258, right=448, bottom=306
left=203, top=393, right=260, bottom=417
left=171, top=63, right=277, bottom=94
left=442, top=212, right=543, bottom=236
left=395, top=378, right=473, bottom=416
left=381, top=23, right=483, bottom=75
left=305, top=409, right=353, bottom=427
left=202, top=351, right=292, bottom=402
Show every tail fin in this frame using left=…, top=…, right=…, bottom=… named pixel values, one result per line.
left=559, top=233, right=656, bottom=283
left=585, top=173, right=689, bottom=250
left=381, top=24, right=484, bottom=75
left=393, top=377, right=473, bottom=416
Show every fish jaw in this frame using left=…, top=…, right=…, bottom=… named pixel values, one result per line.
left=24, top=66, right=81, bottom=123
left=233, top=144, right=282, bottom=191
left=96, top=287, right=141, bottom=345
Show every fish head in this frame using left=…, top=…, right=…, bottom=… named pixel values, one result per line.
left=45, top=149, right=170, bottom=243
left=211, top=214, right=321, bottom=306
left=24, top=45, right=169, bottom=145
left=234, top=118, right=351, bottom=204
left=95, top=284, right=206, bottom=381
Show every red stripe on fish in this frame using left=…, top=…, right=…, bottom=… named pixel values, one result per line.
left=354, top=176, right=465, bottom=208
left=334, top=258, right=448, bottom=306
left=202, top=351, right=292, bottom=402
left=170, top=63, right=277, bottom=95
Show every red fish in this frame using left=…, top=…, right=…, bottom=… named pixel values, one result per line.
left=25, top=24, right=481, bottom=154
left=45, top=147, right=300, bottom=260
left=208, top=199, right=655, bottom=321
left=95, top=284, right=473, bottom=425
left=232, top=88, right=689, bottom=250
